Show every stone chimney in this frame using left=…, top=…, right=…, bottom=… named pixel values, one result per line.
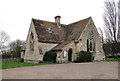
left=54, top=16, right=61, bottom=28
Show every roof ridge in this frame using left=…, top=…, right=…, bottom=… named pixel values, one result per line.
left=32, top=18, right=67, bottom=26
left=32, top=17, right=91, bottom=26
left=67, top=17, right=91, bottom=26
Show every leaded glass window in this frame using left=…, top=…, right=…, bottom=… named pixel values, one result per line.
left=30, top=32, right=34, bottom=51
left=31, top=32, right=34, bottom=40
left=87, top=32, right=95, bottom=52
left=90, top=40, right=92, bottom=51
left=87, top=39, right=89, bottom=52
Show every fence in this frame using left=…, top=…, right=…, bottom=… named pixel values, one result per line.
left=2, top=58, right=21, bottom=62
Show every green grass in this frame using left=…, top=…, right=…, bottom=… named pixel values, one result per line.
left=106, top=58, right=120, bottom=62
left=1, top=62, right=58, bottom=69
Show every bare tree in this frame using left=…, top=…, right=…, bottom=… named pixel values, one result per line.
left=103, top=0, right=119, bottom=59
left=8, top=39, right=25, bottom=58
left=103, top=0, right=118, bottom=42
left=0, top=31, right=9, bottom=50
left=98, top=27, right=104, bottom=43
left=118, top=0, right=120, bottom=42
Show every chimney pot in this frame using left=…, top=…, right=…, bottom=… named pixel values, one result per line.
left=54, top=16, right=61, bottom=28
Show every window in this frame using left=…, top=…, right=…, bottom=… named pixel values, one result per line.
left=31, top=32, right=34, bottom=40
left=87, top=39, right=89, bottom=51
left=87, top=39, right=95, bottom=52
left=90, top=40, right=92, bottom=51
left=87, top=32, right=95, bottom=52
left=47, top=28, right=52, bottom=33
left=30, top=32, right=34, bottom=51
left=88, top=33, right=93, bottom=39
left=63, top=51, right=67, bottom=58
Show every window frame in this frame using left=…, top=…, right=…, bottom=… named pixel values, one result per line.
left=87, top=32, right=95, bottom=52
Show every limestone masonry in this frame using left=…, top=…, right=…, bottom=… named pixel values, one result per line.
left=24, top=16, right=105, bottom=63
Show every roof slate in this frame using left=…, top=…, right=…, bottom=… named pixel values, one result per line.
left=32, top=17, right=91, bottom=50
left=33, top=19, right=67, bottom=43
left=52, top=17, right=91, bottom=50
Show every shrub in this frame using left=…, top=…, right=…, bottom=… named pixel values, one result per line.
left=75, top=51, right=93, bottom=62
left=43, top=51, right=57, bottom=63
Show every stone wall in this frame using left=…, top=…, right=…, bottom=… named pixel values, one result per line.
left=77, top=18, right=105, bottom=61
left=56, top=18, right=105, bottom=62
left=24, top=18, right=105, bottom=63
left=24, top=20, right=40, bottom=63
left=24, top=19, right=58, bottom=63
left=38, top=42, right=58, bottom=61
left=38, top=42, right=58, bottom=55
left=55, top=41, right=77, bottom=63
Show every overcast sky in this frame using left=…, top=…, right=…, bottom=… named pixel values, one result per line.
left=0, top=0, right=105, bottom=41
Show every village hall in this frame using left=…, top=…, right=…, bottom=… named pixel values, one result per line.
left=23, top=16, right=105, bottom=63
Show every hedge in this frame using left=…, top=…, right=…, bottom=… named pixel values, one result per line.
left=43, top=51, right=57, bottom=63
left=75, top=51, right=93, bottom=62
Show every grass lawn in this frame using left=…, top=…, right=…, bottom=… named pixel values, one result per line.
left=1, top=58, right=119, bottom=69
left=106, top=58, right=120, bottom=62
left=1, top=62, right=57, bottom=69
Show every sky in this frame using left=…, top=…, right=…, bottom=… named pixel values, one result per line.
left=0, top=0, right=105, bottom=41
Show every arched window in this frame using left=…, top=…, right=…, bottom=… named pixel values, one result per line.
left=90, top=40, right=92, bottom=51
left=88, top=34, right=93, bottom=39
left=87, top=39, right=89, bottom=52
left=31, top=32, right=34, bottom=40
left=30, top=32, right=34, bottom=51
left=87, top=32, right=95, bottom=52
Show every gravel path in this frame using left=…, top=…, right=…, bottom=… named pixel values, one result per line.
left=2, top=62, right=118, bottom=79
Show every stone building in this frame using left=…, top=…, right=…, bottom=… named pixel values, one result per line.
left=24, top=16, right=105, bottom=63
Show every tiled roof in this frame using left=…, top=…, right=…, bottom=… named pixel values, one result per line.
left=32, top=17, right=91, bottom=50
left=33, top=19, right=67, bottom=43
left=52, top=17, right=91, bottom=50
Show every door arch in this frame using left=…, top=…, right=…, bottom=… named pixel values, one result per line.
left=68, top=48, right=72, bottom=61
